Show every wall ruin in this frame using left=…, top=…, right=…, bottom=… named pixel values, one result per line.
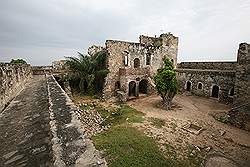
left=177, top=43, right=250, bottom=118
left=0, top=63, right=32, bottom=111
left=177, top=62, right=236, bottom=103
left=102, top=33, right=178, bottom=100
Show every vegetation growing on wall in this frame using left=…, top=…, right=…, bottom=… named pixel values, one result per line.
left=154, top=58, right=178, bottom=109
left=65, top=50, right=109, bottom=96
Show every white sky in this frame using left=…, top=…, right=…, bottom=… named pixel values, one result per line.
left=0, top=0, right=250, bottom=65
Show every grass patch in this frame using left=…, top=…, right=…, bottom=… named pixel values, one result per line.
left=96, top=104, right=145, bottom=126
left=149, top=117, right=166, bottom=128
left=93, top=126, right=177, bottom=167
left=216, top=115, right=229, bottom=123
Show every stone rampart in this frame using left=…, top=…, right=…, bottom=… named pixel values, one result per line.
left=177, top=62, right=237, bottom=71
left=0, top=63, right=32, bottom=111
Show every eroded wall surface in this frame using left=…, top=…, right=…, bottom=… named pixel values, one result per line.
left=0, top=63, right=32, bottom=111
left=103, top=33, right=178, bottom=100
left=233, top=43, right=250, bottom=114
left=177, top=67, right=236, bottom=103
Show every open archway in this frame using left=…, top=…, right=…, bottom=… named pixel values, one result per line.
left=139, top=79, right=148, bottom=94
left=129, top=81, right=136, bottom=96
left=186, top=81, right=191, bottom=91
left=211, top=85, right=219, bottom=98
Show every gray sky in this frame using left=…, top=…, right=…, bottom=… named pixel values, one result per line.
left=0, top=0, right=250, bottom=65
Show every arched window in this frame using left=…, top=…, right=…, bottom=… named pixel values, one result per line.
left=134, top=58, right=140, bottom=68
left=198, top=82, right=203, bottom=90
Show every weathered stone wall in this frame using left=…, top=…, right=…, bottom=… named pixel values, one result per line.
left=103, top=33, right=178, bottom=100
left=233, top=43, right=250, bottom=114
left=32, top=66, right=52, bottom=75
left=223, top=43, right=250, bottom=130
left=177, top=69, right=235, bottom=103
left=0, top=63, right=32, bottom=111
left=177, top=62, right=237, bottom=71
left=176, top=43, right=249, bottom=105
left=88, top=45, right=105, bottom=56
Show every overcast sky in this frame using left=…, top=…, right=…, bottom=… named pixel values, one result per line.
left=0, top=0, right=249, bottom=65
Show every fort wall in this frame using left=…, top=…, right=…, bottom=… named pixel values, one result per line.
left=0, top=63, right=32, bottom=111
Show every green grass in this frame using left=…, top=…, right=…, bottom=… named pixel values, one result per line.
left=93, top=104, right=203, bottom=167
left=93, top=126, right=178, bottom=167
left=149, top=117, right=166, bottom=128
left=96, top=104, right=144, bottom=126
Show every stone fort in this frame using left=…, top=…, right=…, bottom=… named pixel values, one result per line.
left=89, top=33, right=179, bottom=101
left=88, top=33, right=249, bottom=118
left=0, top=33, right=249, bottom=124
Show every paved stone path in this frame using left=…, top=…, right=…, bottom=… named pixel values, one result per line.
left=0, top=75, right=106, bottom=167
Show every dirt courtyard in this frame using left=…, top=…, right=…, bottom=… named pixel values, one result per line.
left=127, top=94, right=250, bottom=167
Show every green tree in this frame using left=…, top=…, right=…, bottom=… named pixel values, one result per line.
left=10, top=59, right=27, bottom=64
left=65, top=51, right=109, bottom=95
left=154, top=58, right=178, bottom=109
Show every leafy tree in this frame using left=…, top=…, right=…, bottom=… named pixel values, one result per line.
left=154, top=58, right=178, bottom=109
left=10, top=59, right=27, bottom=64
left=65, top=51, right=109, bottom=95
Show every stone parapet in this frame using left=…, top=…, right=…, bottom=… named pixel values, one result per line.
left=0, top=63, right=32, bottom=111
left=177, top=62, right=237, bottom=71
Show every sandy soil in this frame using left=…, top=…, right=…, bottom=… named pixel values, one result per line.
left=127, top=94, right=250, bottom=167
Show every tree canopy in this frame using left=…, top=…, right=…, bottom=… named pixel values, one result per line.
left=65, top=51, right=109, bottom=95
left=10, top=59, right=27, bottom=64
left=154, top=58, right=178, bottom=109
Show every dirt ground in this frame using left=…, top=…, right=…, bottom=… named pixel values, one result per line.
left=127, top=94, right=250, bottom=167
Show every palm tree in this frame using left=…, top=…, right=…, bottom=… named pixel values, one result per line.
left=66, top=51, right=109, bottom=95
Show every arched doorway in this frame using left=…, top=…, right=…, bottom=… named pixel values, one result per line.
left=211, top=85, right=219, bottom=98
left=186, top=81, right=191, bottom=91
left=139, top=79, right=148, bottom=94
left=134, top=58, right=140, bottom=68
left=129, top=81, right=136, bottom=96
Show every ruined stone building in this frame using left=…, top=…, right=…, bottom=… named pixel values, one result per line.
left=177, top=43, right=250, bottom=128
left=89, top=33, right=179, bottom=101
left=177, top=43, right=249, bottom=110
left=89, top=34, right=249, bottom=126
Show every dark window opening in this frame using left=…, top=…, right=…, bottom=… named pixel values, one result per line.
left=115, top=81, right=121, bottom=90
left=146, top=54, right=151, bottom=65
left=134, top=58, right=140, bottom=68
left=186, top=81, right=191, bottom=91
left=229, top=87, right=234, bottom=96
left=211, top=85, right=219, bottom=98
left=139, top=79, right=148, bottom=94
left=198, top=83, right=203, bottom=89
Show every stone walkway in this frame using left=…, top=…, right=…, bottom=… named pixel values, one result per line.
left=0, top=75, right=106, bottom=167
